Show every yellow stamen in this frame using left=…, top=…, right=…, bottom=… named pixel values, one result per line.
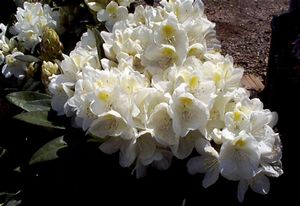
left=189, top=76, right=199, bottom=90
left=162, top=47, right=176, bottom=58
left=175, top=7, right=180, bottom=17
left=233, top=111, right=241, bottom=122
left=6, top=56, right=15, bottom=65
left=162, top=25, right=175, bottom=40
left=180, top=97, right=193, bottom=106
left=188, top=48, right=199, bottom=57
left=97, top=91, right=110, bottom=102
left=213, top=72, right=222, bottom=83
left=234, top=138, right=247, bottom=148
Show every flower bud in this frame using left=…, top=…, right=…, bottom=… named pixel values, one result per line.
left=40, top=27, right=63, bottom=62
left=41, top=61, right=59, bottom=88
left=26, top=62, right=36, bottom=78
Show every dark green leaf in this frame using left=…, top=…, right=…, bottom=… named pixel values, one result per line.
left=0, top=190, right=21, bottom=206
left=22, top=78, right=41, bottom=91
left=93, top=28, right=104, bottom=65
left=0, top=147, right=7, bottom=158
left=22, top=78, right=35, bottom=90
left=6, top=91, right=51, bottom=112
left=14, top=55, right=40, bottom=63
left=13, top=111, right=65, bottom=130
left=29, top=136, right=67, bottom=165
left=22, top=99, right=52, bottom=112
left=4, top=200, right=22, bottom=206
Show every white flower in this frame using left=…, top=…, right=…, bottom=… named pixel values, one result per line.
left=49, top=26, right=102, bottom=116
left=142, top=44, right=180, bottom=74
left=133, top=88, right=169, bottom=128
left=171, top=85, right=209, bottom=137
left=99, top=131, right=171, bottom=177
left=160, top=0, right=194, bottom=23
left=48, top=74, right=75, bottom=115
left=184, top=16, right=220, bottom=50
left=130, top=5, right=165, bottom=27
left=237, top=170, right=271, bottom=202
left=1, top=51, right=27, bottom=79
left=187, top=143, right=220, bottom=188
left=84, top=0, right=109, bottom=12
left=202, top=55, right=244, bottom=90
left=69, top=48, right=100, bottom=70
left=100, top=137, right=137, bottom=168
left=117, top=0, right=134, bottom=7
left=97, top=1, right=129, bottom=31
left=66, top=67, right=101, bottom=130
left=14, top=2, right=61, bottom=50
left=0, top=23, right=7, bottom=40
left=113, top=28, right=144, bottom=63
left=101, top=31, right=117, bottom=60
left=0, top=24, right=18, bottom=56
left=154, top=15, right=188, bottom=64
left=224, top=103, right=250, bottom=133
left=89, top=110, right=135, bottom=139
left=76, top=29, right=97, bottom=50
left=176, top=60, right=217, bottom=108
left=89, top=72, right=136, bottom=121
left=148, top=102, right=178, bottom=146
left=69, top=93, right=96, bottom=130
left=118, top=66, right=149, bottom=95
left=171, top=130, right=201, bottom=159
left=0, top=51, right=4, bottom=65
left=219, top=131, right=261, bottom=181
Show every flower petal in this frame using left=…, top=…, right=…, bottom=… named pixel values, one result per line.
left=99, top=137, right=123, bottom=154
left=237, top=179, right=249, bottom=202
left=250, top=174, right=270, bottom=195
left=202, top=167, right=219, bottom=188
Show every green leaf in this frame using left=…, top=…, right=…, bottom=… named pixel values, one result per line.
left=93, top=28, right=104, bottom=64
left=29, top=136, right=67, bottom=165
left=22, top=78, right=41, bottom=91
left=22, top=99, right=52, bottom=112
left=13, top=111, right=65, bottom=130
left=0, top=190, right=21, bottom=206
left=3, top=200, right=22, bottom=206
left=6, top=91, right=51, bottom=112
left=14, top=55, right=40, bottom=63
left=0, top=147, right=7, bottom=158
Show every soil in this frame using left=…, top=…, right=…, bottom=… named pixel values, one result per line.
left=202, top=0, right=290, bottom=77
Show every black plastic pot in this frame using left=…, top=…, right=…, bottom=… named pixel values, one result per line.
left=261, top=7, right=300, bottom=204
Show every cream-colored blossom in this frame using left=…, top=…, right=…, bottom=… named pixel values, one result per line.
left=14, top=2, right=61, bottom=50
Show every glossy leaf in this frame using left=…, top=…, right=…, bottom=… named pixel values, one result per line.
left=6, top=91, right=51, bottom=112
left=29, top=136, right=67, bottom=165
left=14, top=55, right=40, bottom=63
left=3, top=200, right=22, bottom=206
left=93, top=27, right=103, bottom=65
left=22, top=99, right=52, bottom=112
left=13, top=111, right=65, bottom=130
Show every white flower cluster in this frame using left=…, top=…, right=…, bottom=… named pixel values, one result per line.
left=85, top=0, right=135, bottom=12
left=13, top=1, right=62, bottom=50
left=0, top=2, right=62, bottom=79
left=0, top=23, right=27, bottom=79
left=49, top=0, right=282, bottom=201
